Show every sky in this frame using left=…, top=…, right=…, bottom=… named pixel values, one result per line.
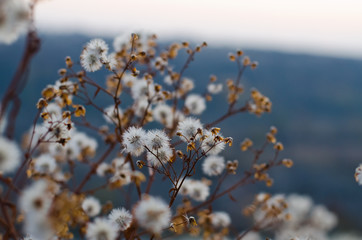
left=35, top=0, right=362, bottom=59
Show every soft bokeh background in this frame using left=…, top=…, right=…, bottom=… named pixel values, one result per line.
left=2, top=0, right=362, bottom=235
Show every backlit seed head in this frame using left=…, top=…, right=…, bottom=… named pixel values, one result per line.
left=237, top=50, right=243, bottom=56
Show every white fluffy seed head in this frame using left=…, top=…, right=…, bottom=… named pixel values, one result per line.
left=19, top=180, right=57, bottom=217
left=82, top=196, right=101, bottom=217
left=0, top=136, right=21, bottom=174
left=131, top=79, right=155, bottom=100
left=87, top=38, right=109, bottom=58
left=122, top=126, right=146, bottom=156
left=103, top=105, right=122, bottom=124
left=202, top=155, right=225, bottom=176
left=80, top=49, right=102, bottom=72
left=177, top=117, right=203, bottom=142
left=147, top=146, right=173, bottom=167
left=108, top=207, right=133, bottom=231
left=145, top=130, right=170, bottom=150
left=86, top=218, right=118, bottom=240
left=310, top=205, right=338, bottom=231
left=211, top=211, right=231, bottom=228
left=0, top=0, right=31, bottom=44
left=134, top=195, right=171, bottom=234
left=201, top=130, right=225, bottom=155
left=179, top=179, right=210, bottom=202
left=34, top=154, right=57, bottom=174
left=185, top=94, right=206, bottom=115
left=207, top=83, right=223, bottom=94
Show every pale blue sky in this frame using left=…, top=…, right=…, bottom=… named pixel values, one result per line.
left=36, top=0, right=362, bottom=59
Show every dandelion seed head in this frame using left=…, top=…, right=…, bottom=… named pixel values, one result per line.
left=201, top=130, right=225, bottom=155
left=103, top=105, right=122, bottom=124
left=19, top=180, right=56, bottom=217
left=185, top=94, right=206, bottom=115
left=145, top=130, right=170, bottom=150
left=147, top=146, right=173, bottom=167
left=131, top=79, right=155, bottom=100
left=207, top=83, right=223, bottom=94
left=310, top=205, right=337, bottom=231
left=86, top=218, right=118, bottom=240
left=82, top=196, right=101, bottom=217
left=179, top=179, right=210, bottom=202
left=96, top=162, right=110, bottom=177
left=34, top=154, right=57, bottom=174
left=153, top=104, right=183, bottom=128
left=81, top=49, right=102, bottom=72
left=211, top=211, right=231, bottom=228
left=177, top=117, right=203, bottom=141
left=0, top=0, right=31, bottom=44
left=0, top=136, right=21, bottom=174
left=122, top=126, right=146, bottom=156
left=108, top=207, right=133, bottom=231
left=87, top=38, right=109, bottom=58
left=202, top=155, right=225, bottom=176
left=134, top=195, right=171, bottom=234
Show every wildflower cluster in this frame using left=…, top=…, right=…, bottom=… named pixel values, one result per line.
left=241, top=193, right=338, bottom=240
left=0, top=32, right=341, bottom=240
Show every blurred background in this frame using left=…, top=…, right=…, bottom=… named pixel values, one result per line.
left=1, top=0, right=362, bottom=236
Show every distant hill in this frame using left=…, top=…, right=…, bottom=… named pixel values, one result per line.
left=1, top=34, right=362, bottom=232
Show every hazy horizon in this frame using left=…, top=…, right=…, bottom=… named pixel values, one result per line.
left=34, top=0, right=362, bottom=59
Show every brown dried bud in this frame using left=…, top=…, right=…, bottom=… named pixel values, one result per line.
left=58, top=68, right=67, bottom=76
left=282, top=158, right=293, bottom=168
left=270, top=126, right=278, bottom=135
left=274, top=142, right=284, bottom=151
left=36, top=98, right=48, bottom=109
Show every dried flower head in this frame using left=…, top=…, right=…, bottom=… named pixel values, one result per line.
left=108, top=207, right=133, bottom=231
left=134, top=195, right=171, bottom=234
